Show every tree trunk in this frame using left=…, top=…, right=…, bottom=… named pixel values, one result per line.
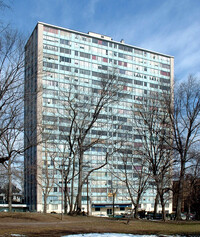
left=8, top=159, right=12, bottom=212
left=134, top=195, right=141, bottom=219
left=43, top=193, right=47, bottom=213
left=64, top=177, right=68, bottom=214
left=153, top=192, right=159, bottom=218
left=69, top=156, right=75, bottom=214
left=160, top=195, right=166, bottom=221
left=77, top=151, right=83, bottom=214
left=87, top=176, right=89, bottom=216
left=176, top=162, right=185, bottom=220
left=126, top=208, right=134, bottom=224
left=134, top=204, right=139, bottom=219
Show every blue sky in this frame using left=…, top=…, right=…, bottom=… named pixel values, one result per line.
left=3, top=0, right=200, bottom=80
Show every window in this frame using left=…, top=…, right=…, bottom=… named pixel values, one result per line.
left=134, top=165, right=142, bottom=171
left=60, top=65, right=71, bottom=71
left=43, top=44, right=58, bottom=52
left=120, top=69, right=125, bottom=74
left=107, top=209, right=112, bottom=215
left=54, top=187, right=57, bottom=192
left=60, top=48, right=71, bottom=54
left=44, top=26, right=58, bottom=34
left=92, top=38, right=108, bottom=46
left=119, top=44, right=133, bottom=52
left=134, top=135, right=142, bottom=140
left=134, top=80, right=143, bottom=86
left=60, top=39, right=70, bottom=45
left=43, top=53, right=58, bottom=60
left=160, top=85, right=170, bottom=91
left=120, top=207, right=125, bottom=211
left=60, top=56, right=71, bottom=63
left=150, top=83, right=158, bottom=89
left=102, top=65, right=108, bottom=71
left=134, top=49, right=143, bottom=55
left=80, top=52, right=90, bottom=59
left=95, top=208, right=100, bottom=212
left=160, top=78, right=170, bottom=84
left=80, top=69, right=90, bottom=75
left=43, top=115, right=57, bottom=122
left=60, top=30, right=71, bottom=37
left=51, top=204, right=58, bottom=210
left=43, top=62, right=58, bottom=69
left=161, top=63, right=170, bottom=69
left=103, top=57, right=108, bottom=62
left=118, top=53, right=124, bottom=58
left=43, top=35, right=58, bottom=42
left=160, top=71, right=170, bottom=76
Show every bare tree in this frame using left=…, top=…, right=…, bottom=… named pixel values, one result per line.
left=182, top=147, right=200, bottom=218
left=166, top=76, right=200, bottom=220
left=0, top=26, right=24, bottom=164
left=134, top=92, right=173, bottom=221
left=57, top=71, right=124, bottom=214
left=0, top=89, right=24, bottom=211
left=35, top=137, right=58, bottom=213
left=114, top=145, right=150, bottom=219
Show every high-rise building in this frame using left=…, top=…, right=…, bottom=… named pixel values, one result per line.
left=24, top=22, right=174, bottom=215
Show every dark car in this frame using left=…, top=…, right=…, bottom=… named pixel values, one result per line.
left=146, top=212, right=162, bottom=220
left=154, top=213, right=162, bottom=219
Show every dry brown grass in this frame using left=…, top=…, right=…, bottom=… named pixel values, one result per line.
left=0, top=212, right=200, bottom=236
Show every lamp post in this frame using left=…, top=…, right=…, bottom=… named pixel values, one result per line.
left=112, top=191, right=116, bottom=218
left=108, top=190, right=116, bottom=217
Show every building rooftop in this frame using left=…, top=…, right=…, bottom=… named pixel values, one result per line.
left=37, top=21, right=174, bottom=58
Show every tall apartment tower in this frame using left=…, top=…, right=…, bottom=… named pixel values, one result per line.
left=24, top=22, right=174, bottom=215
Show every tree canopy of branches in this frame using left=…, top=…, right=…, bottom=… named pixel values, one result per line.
left=0, top=27, right=24, bottom=164
left=46, top=71, right=125, bottom=214
left=167, top=76, right=200, bottom=220
left=134, top=91, right=173, bottom=221
left=116, top=153, right=149, bottom=219
left=0, top=1, right=25, bottom=213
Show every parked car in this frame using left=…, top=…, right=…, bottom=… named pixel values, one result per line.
left=146, top=213, right=154, bottom=220
left=181, top=213, right=187, bottom=220
left=188, top=213, right=196, bottom=220
left=154, top=213, right=163, bottom=220
left=96, top=214, right=106, bottom=217
left=146, top=212, right=162, bottom=220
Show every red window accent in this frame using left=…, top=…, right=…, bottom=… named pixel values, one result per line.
left=98, top=40, right=102, bottom=45
left=92, top=55, right=97, bottom=60
left=124, top=62, right=127, bottom=67
left=118, top=61, right=122, bottom=65
left=123, top=86, right=127, bottom=90
left=134, top=142, right=142, bottom=148
left=134, top=166, right=142, bottom=171
left=44, top=26, right=58, bottom=34
left=103, top=58, right=108, bottom=62
left=160, top=71, right=170, bottom=76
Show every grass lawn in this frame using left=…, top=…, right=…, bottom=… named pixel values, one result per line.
left=0, top=212, right=200, bottom=236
